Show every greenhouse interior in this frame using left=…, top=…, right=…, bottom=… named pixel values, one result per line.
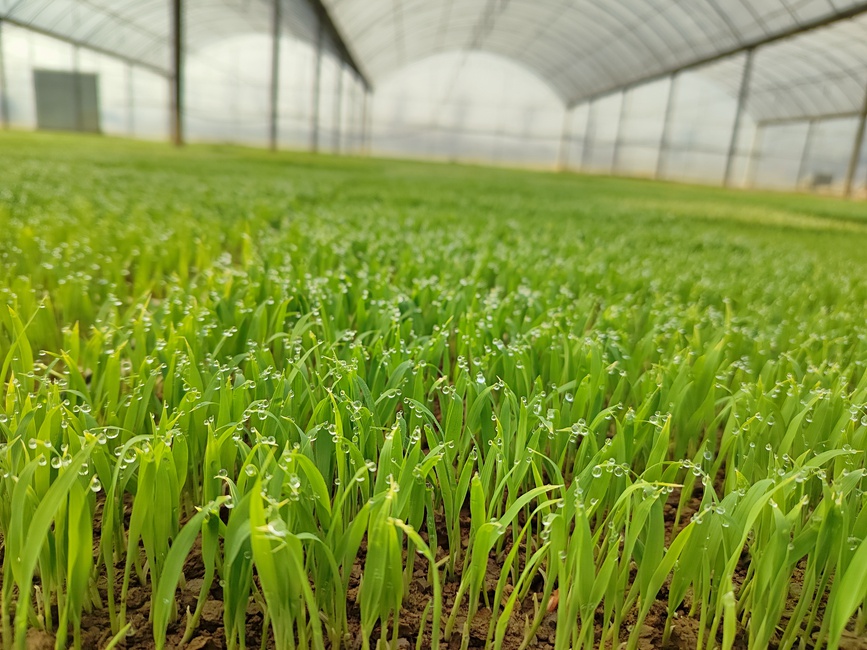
left=4, top=2, right=867, bottom=650
left=0, top=0, right=865, bottom=194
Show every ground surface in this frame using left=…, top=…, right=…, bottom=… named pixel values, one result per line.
left=1, top=132, right=866, bottom=650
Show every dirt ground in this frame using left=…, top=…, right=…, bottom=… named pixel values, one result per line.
left=14, top=483, right=866, bottom=650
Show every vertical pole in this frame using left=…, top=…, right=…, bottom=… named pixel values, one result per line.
left=351, top=76, right=359, bottom=153
left=745, top=123, right=764, bottom=188
left=73, top=46, right=83, bottom=131
left=370, top=89, right=376, bottom=156
left=576, top=103, right=590, bottom=172
left=723, top=47, right=754, bottom=187
left=844, top=85, right=867, bottom=198
left=612, top=88, right=629, bottom=174
left=354, top=79, right=361, bottom=153
left=558, top=107, right=572, bottom=171
left=655, top=73, right=678, bottom=180
left=126, top=62, right=135, bottom=137
left=347, top=76, right=354, bottom=152
left=796, top=119, right=816, bottom=188
left=360, top=88, right=369, bottom=155
left=0, top=19, right=9, bottom=129
left=346, top=76, right=353, bottom=152
left=269, top=0, right=281, bottom=151
left=310, top=20, right=323, bottom=153
left=581, top=100, right=596, bottom=170
left=334, top=63, right=343, bottom=153
left=170, top=0, right=183, bottom=146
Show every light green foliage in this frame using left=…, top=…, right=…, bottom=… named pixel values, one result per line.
left=0, top=132, right=866, bottom=649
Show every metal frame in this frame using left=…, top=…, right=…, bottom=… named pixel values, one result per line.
left=655, top=72, right=678, bottom=180
left=311, top=18, right=323, bottom=153
left=319, top=1, right=867, bottom=111
left=361, top=88, right=370, bottom=155
left=72, top=45, right=83, bottom=132
left=305, top=0, right=371, bottom=91
left=349, top=76, right=359, bottom=153
left=757, top=111, right=861, bottom=127
left=581, top=99, right=596, bottom=170
left=558, top=108, right=572, bottom=170
left=611, top=88, right=629, bottom=173
left=0, top=14, right=169, bottom=77
left=796, top=119, right=816, bottom=186
left=126, top=62, right=134, bottom=136
left=170, top=0, right=183, bottom=146
left=334, top=63, right=343, bottom=153
left=567, top=3, right=867, bottom=108
left=723, top=48, right=754, bottom=187
left=0, top=1, right=371, bottom=88
left=745, top=123, right=764, bottom=188
left=1, top=0, right=371, bottom=149
left=845, top=83, right=867, bottom=197
left=269, top=0, right=281, bottom=151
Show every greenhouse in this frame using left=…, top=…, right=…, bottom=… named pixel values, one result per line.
left=0, top=1, right=866, bottom=193
left=2, top=2, right=867, bottom=650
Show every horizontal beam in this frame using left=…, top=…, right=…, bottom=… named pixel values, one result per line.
left=306, top=0, right=372, bottom=91
left=0, top=14, right=170, bottom=77
left=757, top=111, right=861, bottom=127
left=568, top=2, right=867, bottom=108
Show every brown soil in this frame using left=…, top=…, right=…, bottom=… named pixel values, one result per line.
left=13, top=477, right=866, bottom=650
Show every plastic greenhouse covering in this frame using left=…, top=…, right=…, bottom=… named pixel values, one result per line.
left=0, top=0, right=865, bottom=195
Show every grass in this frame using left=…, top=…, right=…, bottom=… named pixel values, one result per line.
left=0, top=130, right=866, bottom=649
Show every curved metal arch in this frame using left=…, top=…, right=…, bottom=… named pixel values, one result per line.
left=0, top=0, right=358, bottom=79
left=342, top=0, right=674, bottom=84
left=346, top=0, right=677, bottom=102
left=701, top=14, right=867, bottom=121
left=321, top=0, right=867, bottom=112
left=356, top=15, right=651, bottom=102
left=747, top=46, right=855, bottom=117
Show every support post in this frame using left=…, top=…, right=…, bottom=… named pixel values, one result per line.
left=346, top=77, right=353, bottom=152
left=612, top=89, right=629, bottom=173
left=723, top=48, right=754, bottom=187
left=73, top=46, right=83, bottom=132
left=558, top=108, right=572, bottom=171
left=745, top=124, right=764, bottom=188
left=796, top=119, right=816, bottom=188
left=0, top=19, right=9, bottom=129
left=581, top=100, right=596, bottom=171
left=353, top=79, right=361, bottom=153
left=361, top=88, right=370, bottom=155
left=269, top=0, right=281, bottom=151
left=170, top=0, right=183, bottom=146
left=310, top=20, right=324, bottom=153
left=126, top=62, right=135, bottom=136
left=844, top=85, right=867, bottom=197
left=655, top=73, right=678, bottom=180
left=334, top=63, right=343, bottom=153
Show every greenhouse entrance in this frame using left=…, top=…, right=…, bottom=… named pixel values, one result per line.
left=33, top=69, right=100, bottom=133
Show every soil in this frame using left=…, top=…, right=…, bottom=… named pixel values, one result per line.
left=13, top=477, right=867, bottom=649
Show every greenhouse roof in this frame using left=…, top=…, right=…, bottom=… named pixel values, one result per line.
left=1, top=0, right=866, bottom=120
left=0, top=0, right=363, bottom=81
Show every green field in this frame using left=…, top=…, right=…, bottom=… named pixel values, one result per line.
left=1, top=132, right=867, bottom=650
